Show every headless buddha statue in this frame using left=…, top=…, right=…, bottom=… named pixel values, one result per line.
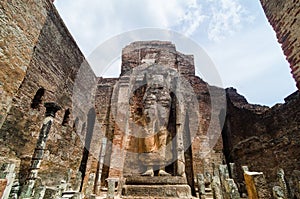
left=138, top=73, right=173, bottom=177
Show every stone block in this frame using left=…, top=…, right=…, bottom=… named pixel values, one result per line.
left=122, top=184, right=192, bottom=198
left=218, top=164, right=230, bottom=199
left=33, top=186, right=46, bottom=199
left=219, top=165, right=229, bottom=180
left=197, top=173, right=205, bottom=196
left=229, top=163, right=235, bottom=179
left=44, top=187, right=60, bottom=199
left=122, top=175, right=192, bottom=199
left=273, top=186, right=284, bottom=199
left=241, top=166, right=249, bottom=173
left=106, top=177, right=119, bottom=199
left=211, top=176, right=223, bottom=199
left=224, top=179, right=240, bottom=199
left=244, top=171, right=271, bottom=199
left=125, top=176, right=187, bottom=185
left=85, top=173, right=96, bottom=197
left=277, top=169, right=288, bottom=199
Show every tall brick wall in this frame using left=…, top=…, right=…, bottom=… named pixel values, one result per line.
left=260, top=0, right=300, bottom=89
left=0, top=0, right=53, bottom=128
left=83, top=77, right=117, bottom=192
left=223, top=88, right=300, bottom=191
left=0, top=1, right=96, bottom=189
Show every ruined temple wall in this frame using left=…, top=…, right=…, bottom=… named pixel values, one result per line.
left=260, top=0, right=300, bottom=89
left=88, top=77, right=118, bottom=189
left=0, top=2, right=96, bottom=188
left=178, top=50, right=225, bottom=175
left=190, top=78, right=225, bottom=176
left=224, top=89, right=300, bottom=189
left=121, top=41, right=178, bottom=75
left=0, top=0, right=52, bottom=128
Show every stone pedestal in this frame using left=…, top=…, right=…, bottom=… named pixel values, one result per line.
left=277, top=169, right=288, bottom=199
left=224, top=179, right=240, bottom=199
left=85, top=173, right=96, bottom=197
left=106, top=178, right=119, bottom=199
left=122, top=176, right=193, bottom=199
left=33, top=186, right=46, bottom=199
left=211, top=176, right=223, bottom=199
left=43, top=187, right=60, bottom=199
left=197, top=174, right=205, bottom=198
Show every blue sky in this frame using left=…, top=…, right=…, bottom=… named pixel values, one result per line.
left=54, top=0, right=297, bottom=106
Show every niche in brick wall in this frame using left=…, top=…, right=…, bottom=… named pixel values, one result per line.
left=31, top=88, right=45, bottom=109
left=73, top=117, right=79, bottom=129
left=62, top=109, right=71, bottom=126
left=81, top=122, right=86, bottom=136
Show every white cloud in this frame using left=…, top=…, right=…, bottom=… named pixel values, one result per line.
left=144, top=0, right=185, bottom=28
left=54, top=0, right=250, bottom=50
left=54, top=0, right=254, bottom=53
left=174, top=0, right=207, bottom=36
left=206, top=0, right=247, bottom=41
left=55, top=0, right=188, bottom=55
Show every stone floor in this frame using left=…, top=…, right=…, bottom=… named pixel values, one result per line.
left=93, top=182, right=215, bottom=199
left=94, top=191, right=213, bottom=199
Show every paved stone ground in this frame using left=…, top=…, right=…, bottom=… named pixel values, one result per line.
left=95, top=191, right=212, bottom=199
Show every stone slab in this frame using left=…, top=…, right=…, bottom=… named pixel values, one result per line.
left=125, top=176, right=187, bottom=185
left=244, top=171, right=271, bottom=199
left=122, top=184, right=192, bottom=198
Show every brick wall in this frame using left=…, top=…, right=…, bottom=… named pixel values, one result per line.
left=0, top=1, right=96, bottom=188
left=260, top=0, right=300, bottom=89
left=223, top=88, right=300, bottom=190
left=0, top=0, right=52, bottom=128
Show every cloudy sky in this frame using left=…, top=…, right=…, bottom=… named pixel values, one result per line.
left=54, top=0, right=297, bottom=106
